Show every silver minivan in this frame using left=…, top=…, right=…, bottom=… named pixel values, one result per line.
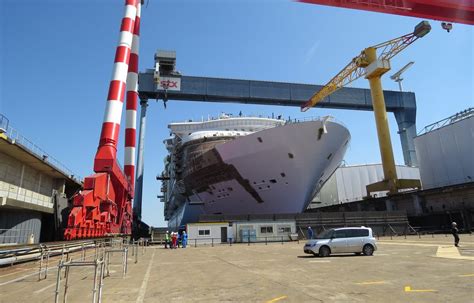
left=303, top=227, right=377, bottom=257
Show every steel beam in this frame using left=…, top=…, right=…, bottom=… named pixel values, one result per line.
left=138, top=72, right=418, bottom=166
left=133, top=98, right=148, bottom=222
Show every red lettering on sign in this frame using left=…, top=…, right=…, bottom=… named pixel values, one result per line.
left=160, top=80, right=178, bottom=89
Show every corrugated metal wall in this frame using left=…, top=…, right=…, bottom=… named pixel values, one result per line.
left=0, top=209, right=41, bottom=244
left=415, top=116, right=474, bottom=189
left=311, top=164, right=420, bottom=208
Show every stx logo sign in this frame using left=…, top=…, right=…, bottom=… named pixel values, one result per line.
left=160, top=80, right=178, bottom=88
left=157, top=77, right=181, bottom=91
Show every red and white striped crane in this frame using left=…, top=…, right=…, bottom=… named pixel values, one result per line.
left=64, top=0, right=142, bottom=240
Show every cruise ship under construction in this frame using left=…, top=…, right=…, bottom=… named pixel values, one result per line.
left=159, top=114, right=351, bottom=229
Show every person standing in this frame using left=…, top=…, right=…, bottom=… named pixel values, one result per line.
left=451, top=222, right=460, bottom=247
left=182, top=231, right=188, bottom=248
left=307, top=226, right=314, bottom=239
left=164, top=231, right=170, bottom=249
left=171, top=232, right=177, bottom=249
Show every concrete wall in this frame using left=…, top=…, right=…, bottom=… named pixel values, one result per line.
left=0, top=209, right=41, bottom=244
left=0, top=152, right=55, bottom=211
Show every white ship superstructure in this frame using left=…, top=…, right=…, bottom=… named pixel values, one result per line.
left=159, top=114, right=351, bottom=229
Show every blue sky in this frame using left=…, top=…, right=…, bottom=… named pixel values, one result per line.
left=1, top=0, right=472, bottom=227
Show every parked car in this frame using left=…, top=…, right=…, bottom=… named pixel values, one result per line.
left=303, top=227, right=377, bottom=257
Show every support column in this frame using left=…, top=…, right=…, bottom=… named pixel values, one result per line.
left=394, top=107, right=418, bottom=167
left=385, top=199, right=395, bottom=211
left=365, top=47, right=398, bottom=193
left=412, top=194, right=423, bottom=216
left=18, top=164, right=25, bottom=194
left=133, top=98, right=148, bottom=222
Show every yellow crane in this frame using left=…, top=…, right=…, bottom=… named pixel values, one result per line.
left=301, top=21, right=431, bottom=195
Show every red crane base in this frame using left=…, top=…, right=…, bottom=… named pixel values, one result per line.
left=64, top=169, right=132, bottom=240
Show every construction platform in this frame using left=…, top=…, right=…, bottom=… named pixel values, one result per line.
left=1, top=234, right=473, bottom=302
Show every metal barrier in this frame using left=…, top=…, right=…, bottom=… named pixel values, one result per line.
left=0, top=239, right=102, bottom=266
left=38, top=244, right=50, bottom=280
left=54, top=258, right=105, bottom=303
left=243, top=235, right=289, bottom=245
left=186, top=235, right=296, bottom=247
left=52, top=238, right=131, bottom=303
left=0, top=237, right=140, bottom=303
left=104, top=247, right=128, bottom=278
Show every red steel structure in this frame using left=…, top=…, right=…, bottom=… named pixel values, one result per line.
left=298, top=0, right=474, bottom=25
left=64, top=0, right=141, bottom=240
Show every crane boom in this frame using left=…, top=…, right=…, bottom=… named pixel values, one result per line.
left=301, top=21, right=430, bottom=112
left=301, top=59, right=364, bottom=112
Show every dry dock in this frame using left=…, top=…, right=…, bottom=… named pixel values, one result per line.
left=1, top=235, right=473, bottom=303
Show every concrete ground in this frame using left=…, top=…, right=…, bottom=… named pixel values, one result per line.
left=1, top=235, right=473, bottom=303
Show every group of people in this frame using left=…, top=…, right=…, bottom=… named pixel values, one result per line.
left=164, top=230, right=188, bottom=249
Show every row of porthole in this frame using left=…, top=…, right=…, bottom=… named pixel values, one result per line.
left=252, top=172, right=286, bottom=185
left=217, top=187, right=234, bottom=193
left=208, top=186, right=234, bottom=196
left=188, top=132, right=245, bottom=137
left=253, top=175, right=289, bottom=190
left=225, top=128, right=254, bottom=132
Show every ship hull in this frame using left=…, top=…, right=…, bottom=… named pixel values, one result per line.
left=167, top=119, right=350, bottom=229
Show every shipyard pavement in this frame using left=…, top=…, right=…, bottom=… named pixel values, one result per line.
left=0, top=234, right=473, bottom=302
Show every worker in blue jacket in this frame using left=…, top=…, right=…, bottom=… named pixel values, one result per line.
left=182, top=231, right=188, bottom=248
left=307, top=226, right=314, bottom=239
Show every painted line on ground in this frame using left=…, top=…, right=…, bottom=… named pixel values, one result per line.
left=436, top=246, right=474, bottom=261
left=158, top=260, right=214, bottom=265
left=136, top=249, right=155, bottom=303
left=356, top=281, right=387, bottom=285
left=223, top=259, right=277, bottom=264
left=0, top=266, right=58, bottom=287
left=458, top=274, right=474, bottom=277
left=33, top=261, right=99, bottom=295
left=0, top=268, right=30, bottom=278
left=33, top=282, right=56, bottom=294
left=404, top=286, right=437, bottom=292
left=378, top=241, right=440, bottom=247
left=265, top=295, right=287, bottom=303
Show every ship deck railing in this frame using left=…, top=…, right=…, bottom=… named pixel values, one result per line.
left=169, top=114, right=347, bottom=127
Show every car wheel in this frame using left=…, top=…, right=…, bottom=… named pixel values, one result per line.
left=319, top=246, right=330, bottom=257
left=363, top=244, right=374, bottom=256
